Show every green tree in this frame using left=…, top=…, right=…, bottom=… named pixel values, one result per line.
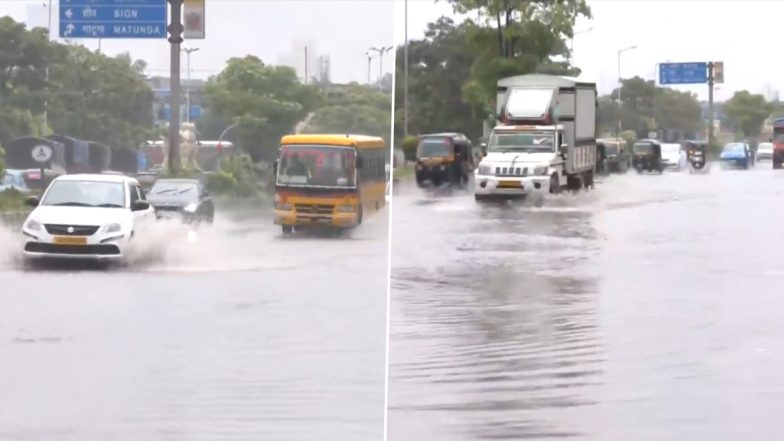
left=205, top=55, right=321, bottom=161
left=46, top=46, right=154, bottom=147
left=304, top=83, right=391, bottom=146
left=393, top=17, right=481, bottom=141
left=724, top=90, right=773, bottom=138
left=654, top=88, right=703, bottom=134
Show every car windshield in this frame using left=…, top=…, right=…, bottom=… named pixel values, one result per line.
left=149, top=181, right=199, bottom=201
left=634, top=142, right=655, bottom=154
left=276, top=145, right=356, bottom=188
left=488, top=131, right=555, bottom=153
left=723, top=143, right=746, bottom=153
left=417, top=138, right=452, bottom=158
left=2, top=173, right=22, bottom=187
left=758, top=143, right=773, bottom=151
left=662, top=145, right=681, bottom=154
left=604, top=145, right=620, bottom=155
left=41, top=180, right=126, bottom=208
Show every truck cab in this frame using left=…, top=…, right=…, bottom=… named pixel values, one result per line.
left=474, top=74, right=597, bottom=202
left=772, top=117, right=784, bottom=169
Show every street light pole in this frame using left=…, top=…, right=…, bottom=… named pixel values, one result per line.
left=44, top=0, right=52, bottom=130
left=167, top=0, right=184, bottom=174
left=617, top=45, right=638, bottom=133
left=369, top=46, right=393, bottom=82
left=366, top=52, right=372, bottom=84
left=182, top=47, right=200, bottom=123
left=404, top=0, right=408, bottom=138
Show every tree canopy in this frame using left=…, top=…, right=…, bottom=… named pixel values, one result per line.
left=0, top=16, right=153, bottom=148
left=204, top=55, right=321, bottom=161
left=304, top=83, right=391, bottom=147
left=724, top=90, right=773, bottom=138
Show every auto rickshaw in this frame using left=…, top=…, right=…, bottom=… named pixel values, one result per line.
left=597, top=138, right=630, bottom=174
left=684, top=140, right=709, bottom=173
left=414, top=132, right=474, bottom=189
left=632, top=139, right=664, bottom=174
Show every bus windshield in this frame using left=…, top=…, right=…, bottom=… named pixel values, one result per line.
left=276, top=145, right=357, bottom=188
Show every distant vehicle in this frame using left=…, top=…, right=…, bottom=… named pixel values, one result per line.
left=684, top=140, right=708, bottom=173
left=597, top=138, right=630, bottom=173
left=720, top=142, right=751, bottom=169
left=474, top=74, right=597, bottom=201
left=1, top=170, right=32, bottom=193
left=21, top=174, right=155, bottom=262
left=661, top=143, right=687, bottom=171
left=414, top=132, right=473, bottom=189
left=273, top=134, right=386, bottom=234
left=147, top=178, right=214, bottom=224
left=773, top=117, right=784, bottom=169
left=756, top=142, right=774, bottom=162
left=632, top=139, right=664, bottom=174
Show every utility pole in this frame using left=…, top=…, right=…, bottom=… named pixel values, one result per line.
left=167, top=0, right=183, bottom=174
left=404, top=0, right=408, bottom=138
left=617, top=45, right=638, bottom=134
left=182, top=47, right=200, bottom=123
left=708, top=61, right=715, bottom=146
left=44, top=0, right=52, bottom=130
left=366, top=52, right=372, bottom=84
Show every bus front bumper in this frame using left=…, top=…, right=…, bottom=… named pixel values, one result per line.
left=274, top=210, right=360, bottom=228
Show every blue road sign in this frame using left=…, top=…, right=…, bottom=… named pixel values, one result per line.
left=59, top=0, right=167, bottom=39
left=659, top=62, right=708, bottom=85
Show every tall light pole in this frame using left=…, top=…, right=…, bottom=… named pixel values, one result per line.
left=569, top=27, right=592, bottom=69
left=404, top=0, right=408, bottom=138
left=182, top=47, right=200, bottom=123
left=43, top=0, right=52, bottom=130
left=365, top=51, right=373, bottom=84
left=617, top=45, right=638, bottom=133
left=369, top=46, right=393, bottom=82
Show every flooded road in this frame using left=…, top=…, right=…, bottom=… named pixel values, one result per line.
left=0, top=206, right=388, bottom=441
left=388, top=165, right=784, bottom=440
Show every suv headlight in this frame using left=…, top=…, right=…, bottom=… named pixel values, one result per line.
left=336, top=204, right=356, bottom=213
left=477, top=164, right=492, bottom=176
left=533, top=165, right=549, bottom=176
left=24, top=218, right=42, bottom=231
left=184, top=203, right=199, bottom=212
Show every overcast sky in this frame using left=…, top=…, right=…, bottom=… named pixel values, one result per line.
left=2, top=0, right=394, bottom=84
left=394, top=0, right=783, bottom=102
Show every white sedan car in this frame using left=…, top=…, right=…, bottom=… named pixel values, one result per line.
left=756, top=142, right=774, bottom=162
left=22, top=174, right=155, bottom=261
left=661, top=143, right=687, bottom=171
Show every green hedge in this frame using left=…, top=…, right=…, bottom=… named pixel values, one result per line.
left=0, top=188, right=28, bottom=212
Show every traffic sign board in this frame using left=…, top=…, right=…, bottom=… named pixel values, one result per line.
left=32, top=144, right=53, bottom=163
left=659, top=62, right=708, bottom=85
left=59, top=0, right=168, bottom=39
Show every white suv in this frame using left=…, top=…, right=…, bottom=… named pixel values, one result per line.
left=21, top=174, right=155, bottom=261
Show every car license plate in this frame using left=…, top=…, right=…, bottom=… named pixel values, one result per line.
left=498, top=180, right=522, bottom=188
left=53, top=236, right=87, bottom=245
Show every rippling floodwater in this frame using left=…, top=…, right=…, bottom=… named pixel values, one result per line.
left=0, top=206, right=388, bottom=441
left=388, top=165, right=784, bottom=440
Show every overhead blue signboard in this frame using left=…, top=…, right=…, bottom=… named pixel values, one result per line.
left=59, top=0, right=168, bottom=39
left=659, top=62, right=708, bottom=85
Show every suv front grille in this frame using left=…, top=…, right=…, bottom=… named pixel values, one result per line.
left=495, top=166, right=527, bottom=177
left=44, top=224, right=99, bottom=236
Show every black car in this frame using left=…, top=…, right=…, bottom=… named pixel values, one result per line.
left=147, top=178, right=215, bottom=224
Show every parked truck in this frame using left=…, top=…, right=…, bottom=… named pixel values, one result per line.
left=474, top=74, right=598, bottom=201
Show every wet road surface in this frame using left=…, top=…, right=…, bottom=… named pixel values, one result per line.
left=388, top=164, right=784, bottom=440
left=0, top=206, right=388, bottom=441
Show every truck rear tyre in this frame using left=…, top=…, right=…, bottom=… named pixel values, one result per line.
left=549, top=174, right=561, bottom=194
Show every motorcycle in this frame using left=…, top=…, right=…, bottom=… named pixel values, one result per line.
left=687, top=145, right=709, bottom=174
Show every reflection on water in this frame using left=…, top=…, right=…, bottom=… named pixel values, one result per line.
left=389, top=169, right=784, bottom=440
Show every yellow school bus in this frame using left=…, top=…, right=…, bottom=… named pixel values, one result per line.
left=273, top=134, right=387, bottom=234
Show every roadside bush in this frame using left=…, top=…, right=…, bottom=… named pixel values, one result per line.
left=0, top=188, right=27, bottom=212
left=619, top=130, right=637, bottom=147
left=402, top=135, right=418, bottom=161
left=0, top=144, right=5, bottom=175
left=204, top=154, right=260, bottom=198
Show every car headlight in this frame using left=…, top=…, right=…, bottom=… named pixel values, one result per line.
left=275, top=202, right=292, bottom=210
left=101, top=223, right=122, bottom=234
left=184, top=203, right=199, bottom=212
left=336, top=204, right=356, bottom=213
left=440, top=165, right=446, bottom=171
left=24, top=218, right=42, bottom=231
left=533, top=165, right=548, bottom=176
left=477, top=164, right=492, bottom=175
